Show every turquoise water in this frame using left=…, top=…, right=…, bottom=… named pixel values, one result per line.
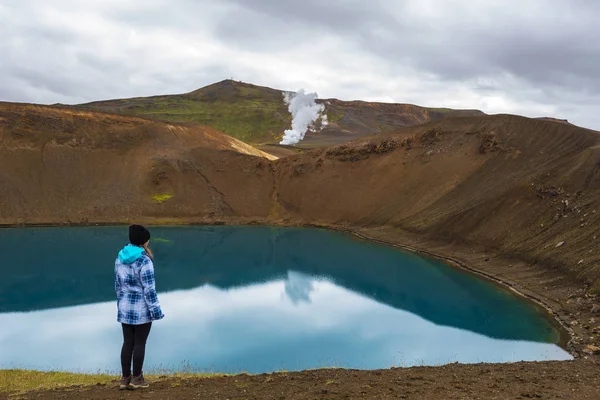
left=0, top=226, right=571, bottom=373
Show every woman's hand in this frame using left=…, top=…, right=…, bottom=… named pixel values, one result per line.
left=142, top=243, right=154, bottom=260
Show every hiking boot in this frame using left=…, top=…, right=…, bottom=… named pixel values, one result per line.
left=119, top=375, right=131, bottom=390
left=129, top=374, right=149, bottom=389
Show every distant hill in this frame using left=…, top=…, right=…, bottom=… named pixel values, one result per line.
left=77, top=79, right=485, bottom=146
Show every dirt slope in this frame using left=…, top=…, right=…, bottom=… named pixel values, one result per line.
left=0, top=102, right=276, bottom=225
left=77, top=79, right=484, bottom=146
left=276, top=115, right=600, bottom=284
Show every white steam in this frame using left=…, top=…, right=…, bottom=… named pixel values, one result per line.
left=280, top=90, right=328, bottom=145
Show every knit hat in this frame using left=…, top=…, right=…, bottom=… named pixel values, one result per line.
left=129, top=224, right=151, bottom=246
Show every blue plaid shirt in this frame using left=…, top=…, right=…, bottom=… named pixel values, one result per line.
left=114, top=251, right=164, bottom=325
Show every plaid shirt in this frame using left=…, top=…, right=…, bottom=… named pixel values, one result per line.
left=114, top=252, right=164, bottom=325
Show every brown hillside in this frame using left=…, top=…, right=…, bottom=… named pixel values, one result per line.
left=308, top=98, right=484, bottom=147
left=0, top=102, right=276, bottom=225
left=276, top=115, right=600, bottom=285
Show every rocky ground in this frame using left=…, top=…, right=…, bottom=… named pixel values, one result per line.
left=4, top=361, right=599, bottom=400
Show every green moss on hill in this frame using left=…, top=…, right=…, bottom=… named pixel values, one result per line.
left=80, top=81, right=291, bottom=144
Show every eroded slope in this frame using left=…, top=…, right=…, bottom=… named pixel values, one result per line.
left=0, top=102, right=275, bottom=224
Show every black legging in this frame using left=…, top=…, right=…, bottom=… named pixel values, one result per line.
left=121, top=322, right=152, bottom=377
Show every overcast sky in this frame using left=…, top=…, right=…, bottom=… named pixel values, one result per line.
left=1, top=0, right=599, bottom=129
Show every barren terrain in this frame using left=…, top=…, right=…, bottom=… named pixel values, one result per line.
left=3, top=361, right=600, bottom=400
left=2, top=103, right=600, bottom=398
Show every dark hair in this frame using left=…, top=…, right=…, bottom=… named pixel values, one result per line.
left=129, top=225, right=151, bottom=245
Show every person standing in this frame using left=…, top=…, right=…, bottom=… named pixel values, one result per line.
left=114, top=225, right=164, bottom=390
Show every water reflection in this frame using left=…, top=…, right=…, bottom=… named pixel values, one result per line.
left=0, top=275, right=571, bottom=374
left=0, top=226, right=573, bottom=373
left=283, top=271, right=315, bottom=304
left=0, top=226, right=560, bottom=342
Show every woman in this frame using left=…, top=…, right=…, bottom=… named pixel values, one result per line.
left=114, top=224, right=164, bottom=390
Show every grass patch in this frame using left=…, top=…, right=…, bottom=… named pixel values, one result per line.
left=590, top=280, right=600, bottom=295
left=0, top=370, right=224, bottom=396
left=326, top=107, right=344, bottom=123
left=0, top=370, right=114, bottom=395
left=79, top=81, right=292, bottom=144
left=151, top=193, right=174, bottom=204
left=153, top=237, right=173, bottom=244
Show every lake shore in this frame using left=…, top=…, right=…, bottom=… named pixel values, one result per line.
left=2, top=219, right=600, bottom=399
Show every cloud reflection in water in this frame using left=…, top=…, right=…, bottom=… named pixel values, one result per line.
left=0, top=273, right=572, bottom=374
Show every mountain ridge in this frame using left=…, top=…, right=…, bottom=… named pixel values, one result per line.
left=76, top=79, right=486, bottom=146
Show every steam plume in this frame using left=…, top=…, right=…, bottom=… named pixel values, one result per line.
left=280, top=90, right=328, bottom=145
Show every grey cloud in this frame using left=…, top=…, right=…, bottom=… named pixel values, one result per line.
left=105, top=3, right=214, bottom=34
left=212, top=0, right=600, bottom=128
left=215, top=0, right=398, bottom=49
left=223, top=0, right=389, bottom=32
left=220, top=0, right=600, bottom=90
left=1, top=0, right=600, bottom=129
